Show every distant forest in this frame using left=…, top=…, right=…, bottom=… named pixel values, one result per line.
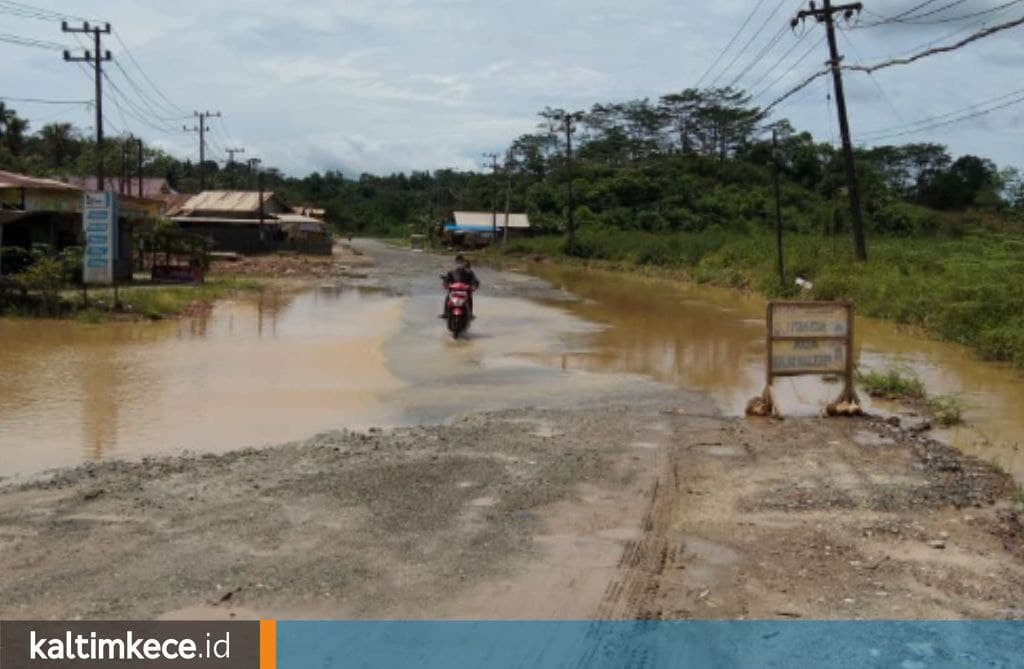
left=2, top=87, right=1023, bottom=238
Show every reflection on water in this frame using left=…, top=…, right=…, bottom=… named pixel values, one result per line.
left=527, top=263, right=1024, bottom=481
left=0, top=286, right=403, bottom=476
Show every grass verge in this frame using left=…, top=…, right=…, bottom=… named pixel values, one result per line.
left=496, top=229, right=1024, bottom=368
left=67, top=276, right=266, bottom=321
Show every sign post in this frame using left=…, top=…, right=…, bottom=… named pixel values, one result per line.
left=82, top=192, right=119, bottom=301
left=749, top=301, right=861, bottom=417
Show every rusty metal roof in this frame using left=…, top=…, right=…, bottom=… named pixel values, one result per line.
left=0, top=170, right=82, bottom=192
left=62, top=176, right=176, bottom=199
left=171, top=191, right=276, bottom=217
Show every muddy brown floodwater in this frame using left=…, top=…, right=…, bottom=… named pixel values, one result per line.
left=522, top=263, right=1024, bottom=482
left=1, top=242, right=1023, bottom=485
left=1, top=240, right=1023, bottom=622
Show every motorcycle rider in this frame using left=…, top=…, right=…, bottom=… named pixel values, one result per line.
left=441, top=254, right=480, bottom=318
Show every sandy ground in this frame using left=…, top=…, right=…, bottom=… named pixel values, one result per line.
left=208, top=241, right=374, bottom=280
left=1, top=240, right=1022, bottom=621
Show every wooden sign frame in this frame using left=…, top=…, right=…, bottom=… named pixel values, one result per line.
left=752, top=300, right=861, bottom=417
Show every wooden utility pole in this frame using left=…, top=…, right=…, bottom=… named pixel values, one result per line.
left=62, top=21, right=112, bottom=191
left=225, top=147, right=245, bottom=189
left=183, top=110, right=220, bottom=191
left=793, top=0, right=868, bottom=262
left=772, top=128, right=785, bottom=290
left=136, top=137, right=143, bottom=198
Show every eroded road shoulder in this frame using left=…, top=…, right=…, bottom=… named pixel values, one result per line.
left=600, top=415, right=1024, bottom=620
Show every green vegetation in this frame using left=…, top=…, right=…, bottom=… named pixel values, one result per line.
left=927, top=394, right=965, bottom=428
left=857, top=368, right=926, bottom=401
left=69, top=277, right=264, bottom=321
left=498, top=230, right=1024, bottom=367
left=853, top=368, right=964, bottom=426
left=4, top=87, right=1024, bottom=356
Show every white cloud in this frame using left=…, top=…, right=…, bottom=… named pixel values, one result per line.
left=0, top=0, right=1020, bottom=176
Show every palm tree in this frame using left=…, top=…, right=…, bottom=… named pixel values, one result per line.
left=40, top=122, right=77, bottom=168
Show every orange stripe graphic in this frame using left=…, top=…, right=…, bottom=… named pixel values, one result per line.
left=260, top=619, right=277, bottom=669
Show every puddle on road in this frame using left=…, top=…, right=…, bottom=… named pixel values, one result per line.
left=523, top=263, right=1024, bottom=481
left=0, top=286, right=404, bottom=476
left=4, top=257, right=1024, bottom=484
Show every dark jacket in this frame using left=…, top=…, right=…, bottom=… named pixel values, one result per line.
left=445, top=267, right=479, bottom=288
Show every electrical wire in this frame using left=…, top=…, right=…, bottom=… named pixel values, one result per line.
left=753, top=35, right=825, bottom=101
left=0, top=95, right=90, bottom=105
left=0, top=32, right=72, bottom=50
left=837, top=27, right=907, bottom=125
left=858, top=86, right=1024, bottom=139
left=694, top=0, right=771, bottom=87
left=709, top=0, right=791, bottom=88
left=744, top=27, right=810, bottom=96
left=111, top=29, right=190, bottom=117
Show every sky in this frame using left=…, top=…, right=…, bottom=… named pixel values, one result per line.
left=1, top=0, right=1023, bottom=177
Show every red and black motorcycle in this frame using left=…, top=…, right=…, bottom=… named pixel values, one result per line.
left=442, top=279, right=474, bottom=339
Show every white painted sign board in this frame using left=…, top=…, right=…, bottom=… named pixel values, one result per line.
left=83, top=191, right=118, bottom=285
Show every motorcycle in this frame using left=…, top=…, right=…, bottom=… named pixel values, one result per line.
left=441, top=276, right=474, bottom=339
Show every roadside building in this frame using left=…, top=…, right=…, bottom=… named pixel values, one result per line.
left=442, top=211, right=531, bottom=247
left=62, top=176, right=178, bottom=205
left=167, top=191, right=331, bottom=255
left=0, top=169, right=161, bottom=278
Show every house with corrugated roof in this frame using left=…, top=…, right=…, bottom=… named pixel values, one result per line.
left=0, top=169, right=162, bottom=278
left=167, top=191, right=330, bottom=255
left=442, top=210, right=531, bottom=247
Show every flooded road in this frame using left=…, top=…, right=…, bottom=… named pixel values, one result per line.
left=1, top=241, right=1023, bottom=482
left=0, top=286, right=405, bottom=475
left=524, top=263, right=1024, bottom=481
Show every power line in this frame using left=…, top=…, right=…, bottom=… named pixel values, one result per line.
left=724, top=24, right=790, bottom=89
left=0, top=32, right=72, bottom=50
left=753, top=35, right=825, bottom=101
left=844, top=13, right=1024, bottom=73
left=710, top=0, right=791, bottom=88
left=109, top=58, right=190, bottom=123
left=110, top=29, right=189, bottom=117
left=858, top=0, right=981, bottom=26
left=0, top=95, right=91, bottom=105
left=745, top=28, right=810, bottom=96
left=695, top=0, right=772, bottom=87
left=0, top=0, right=96, bottom=22
left=837, top=26, right=907, bottom=125
left=858, top=86, right=1024, bottom=139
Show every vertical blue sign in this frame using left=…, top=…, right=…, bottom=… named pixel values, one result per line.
left=82, top=191, right=118, bottom=285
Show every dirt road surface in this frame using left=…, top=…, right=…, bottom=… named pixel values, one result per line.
left=1, top=240, right=1022, bottom=621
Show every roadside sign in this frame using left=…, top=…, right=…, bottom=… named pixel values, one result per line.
left=82, top=191, right=118, bottom=285
left=750, top=301, right=860, bottom=417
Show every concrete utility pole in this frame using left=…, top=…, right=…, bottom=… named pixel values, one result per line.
left=482, top=152, right=499, bottom=242
left=62, top=21, right=112, bottom=191
left=225, top=147, right=245, bottom=189
left=183, top=110, right=221, bottom=191
left=793, top=0, right=868, bottom=261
